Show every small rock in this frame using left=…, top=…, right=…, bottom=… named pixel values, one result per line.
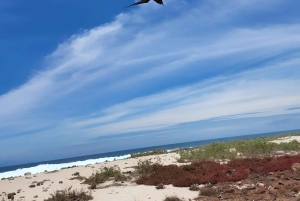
left=29, top=184, right=36, bottom=188
left=256, top=186, right=266, bottom=194
left=292, top=163, right=300, bottom=172
left=24, top=172, right=31, bottom=176
left=275, top=151, right=285, bottom=155
left=224, top=188, right=235, bottom=194
left=25, top=177, right=32, bottom=179
left=59, top=181, right=63, bottom=184
left=7, top=193, right=15, bottom=199
left=72, top=172, right=80, bottom=176
left=271, top=182, right=280, bottom=189
left=33, top=195, right=38, bottom=198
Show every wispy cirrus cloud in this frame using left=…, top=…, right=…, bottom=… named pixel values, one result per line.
left=1, top=0, right=300, bottom=165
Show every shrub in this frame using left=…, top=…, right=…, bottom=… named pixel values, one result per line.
left=189, top=184, right=200, bottom=191
left=163, top=196, right=182, bottom=201
left=199, top=187, right=218, bottom=197
left=156, top=183, right=165, bottom=189
left=44, top=189, right=92, bottom=201
left=134, top=158, right=162, bottom=178
left=84, top=165, right=126, bottom=188
left=137, top=154, right=300, bottom=187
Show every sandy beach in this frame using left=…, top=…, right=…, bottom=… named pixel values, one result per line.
left=270, top=136, right=300, bottom=144
left=0, top=153, right=198, bottom=201
left=2, top=135, right=300, bottom=201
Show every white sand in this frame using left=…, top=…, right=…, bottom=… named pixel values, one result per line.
left=0, top=153, right=198, bottom=201
left=270, top=136, right=300, bottom=144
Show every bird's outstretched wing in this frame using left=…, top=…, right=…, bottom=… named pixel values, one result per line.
left=126, top=0, right=150, bottom=7
left=154, top=0, right=164, bottom=5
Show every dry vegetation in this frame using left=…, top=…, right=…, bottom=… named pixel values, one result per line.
left=163, top=196, right=183, bottom=201
left=44, top=189, right=92, bottom=201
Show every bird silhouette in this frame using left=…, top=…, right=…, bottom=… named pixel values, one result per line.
left=126, top=0, right=164, bottom=7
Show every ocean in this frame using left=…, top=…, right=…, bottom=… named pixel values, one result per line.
left=1, top=129, right=299, bottom=179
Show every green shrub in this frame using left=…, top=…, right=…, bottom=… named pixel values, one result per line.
left=134, top=158, right=162, bottom=178
left=84, top=165, right=126, bottom=189
left=178, top=133, right=300, bottom=162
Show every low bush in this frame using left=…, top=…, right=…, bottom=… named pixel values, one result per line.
left=163, top=196, right=182, bottom=201
left=44, top=189, right=92, bottom=201
left=84, top=165, right=126, bottom=189
left=199, top=187, right=218, bottom=197
left=136, top=154, right=300, bottom=187
left=189, top=184, right=200, bottom=191
left=156, top=183, right=165, bottom=189
left=134, top=158, right=162, bottom=178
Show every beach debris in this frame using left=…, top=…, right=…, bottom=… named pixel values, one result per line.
left=25, top=176, right=32, bottom=179
left=24, top=172, right=31, bottom=176
left=59, top=181, right=63, bottom=184
left=16, top=189, right=21, bottom=193
left=29, top=184, right=36, bottom=188
left=33, top=195, right=38, bottom=198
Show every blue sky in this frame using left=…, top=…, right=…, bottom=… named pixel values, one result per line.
left=1, top=0, right=300, bottom=167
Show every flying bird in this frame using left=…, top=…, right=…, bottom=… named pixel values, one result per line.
left=126, top=0, right=164, bottom=7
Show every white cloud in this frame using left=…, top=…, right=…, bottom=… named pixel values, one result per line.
left=0, top=0, right=300, bottom=149
left=81, top=61, right=300, bottom=136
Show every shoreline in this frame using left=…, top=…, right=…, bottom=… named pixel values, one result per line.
left=2, top=133, right=300, bottom=201
left=2, top=129, right=299, bottom=177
